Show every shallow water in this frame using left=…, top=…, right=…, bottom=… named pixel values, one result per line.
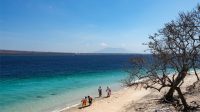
left=1, top=55, right=146, bottom=112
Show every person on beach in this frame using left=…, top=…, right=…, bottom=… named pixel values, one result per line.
left=81, top=97, right=87, bottom=107
left=88, top=96, right=93, bottom=106
left=98, top=86, right=102, bottom=97
left=106, top=86, right=111, bottom=97
left=81, top=98, right=85, bottom=107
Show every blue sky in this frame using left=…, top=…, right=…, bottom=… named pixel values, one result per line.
left=0, top=0, right=199, bottom=53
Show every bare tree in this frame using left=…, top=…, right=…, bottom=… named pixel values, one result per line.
left=125, top=5, right=200, bottom=110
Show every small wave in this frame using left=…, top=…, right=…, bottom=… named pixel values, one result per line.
left=51, top=103, right=80, bottom=112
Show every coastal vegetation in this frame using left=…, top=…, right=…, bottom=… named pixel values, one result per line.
left=125, top=4, right=200, bottom=111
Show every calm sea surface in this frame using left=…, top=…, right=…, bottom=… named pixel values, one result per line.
left=0, top=54, right=149, bottom=112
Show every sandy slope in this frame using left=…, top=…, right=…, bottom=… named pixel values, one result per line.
left=61, top=74, right=200, bottom=112
left=61, top=87, right=150, bottom=112
left=125, top=73, right=200, bottom=112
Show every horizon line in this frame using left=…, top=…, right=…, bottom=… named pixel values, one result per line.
left=0, top=49, right=150, bottom=55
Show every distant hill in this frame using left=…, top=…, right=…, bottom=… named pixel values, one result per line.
left=0, top=50, right=75, bottom=56
left=95, top=47, right=131, bottom=53
left=0, top=49, right=135, bottom=56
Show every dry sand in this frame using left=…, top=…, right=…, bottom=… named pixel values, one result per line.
left=125, top=73, right=200, bottom=112
left=61, top=74, right=200, bottom=112
left=61, top=87, right=150, bottom=112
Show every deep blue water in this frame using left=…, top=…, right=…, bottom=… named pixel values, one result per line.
left=0, top=54, right=150, bottom=112
left=1, top=55, right=138, bottom=78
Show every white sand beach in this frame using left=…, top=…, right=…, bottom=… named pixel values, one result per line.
left=61, top=73, right=200, bottom=112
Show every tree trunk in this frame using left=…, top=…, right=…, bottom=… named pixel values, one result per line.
left=194, top=67, right=200, bottom=81
left=176, top=87, right=188, bottom=110
left=164, top=71, right=187, bottom=102
left=165, top=87, right=175, bottom=102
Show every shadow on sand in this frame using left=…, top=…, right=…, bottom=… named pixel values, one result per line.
left=78, top=96, right=110, bottom=109
left=78, top=105, right=90, bottom=109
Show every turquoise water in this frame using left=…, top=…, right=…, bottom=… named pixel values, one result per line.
left=0, top=55, right=137, bottom=112
left=1, top=70, right=126, bottom=112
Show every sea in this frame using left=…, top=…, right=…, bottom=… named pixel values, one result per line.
left=0, top=54, right=150, bottom=112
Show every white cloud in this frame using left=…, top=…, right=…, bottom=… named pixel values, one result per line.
left=120, top=43, right=127, bottom=47
left=100, top=42, right=108, bottom=47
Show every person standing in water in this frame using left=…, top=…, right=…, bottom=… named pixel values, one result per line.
left=98, top=86, right=102, bottom=97
left=106, top=86, right=111, bottom=97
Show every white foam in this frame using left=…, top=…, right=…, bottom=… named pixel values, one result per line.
left=54, top=83, right=123, bottom=112
left=51, top=103, right=80, bottom=112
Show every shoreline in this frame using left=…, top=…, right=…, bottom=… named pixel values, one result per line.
left=59, top=73, right=200, bottom=112
left=60, top=86, right=151, bottom=112
left=56, top=85, right=125, bottom=112
left=54, top=103, right=79, bottom=112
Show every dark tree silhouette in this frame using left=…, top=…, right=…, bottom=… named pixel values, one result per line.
left=124, top=4, right=200, bottom=110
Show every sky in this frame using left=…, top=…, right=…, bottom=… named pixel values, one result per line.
left=0, top=0, right=199, bottom=53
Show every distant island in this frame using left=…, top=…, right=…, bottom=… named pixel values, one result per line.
left=0, top=49, right=136, bottom=56
left=0, top=50, right=75, bottom=56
